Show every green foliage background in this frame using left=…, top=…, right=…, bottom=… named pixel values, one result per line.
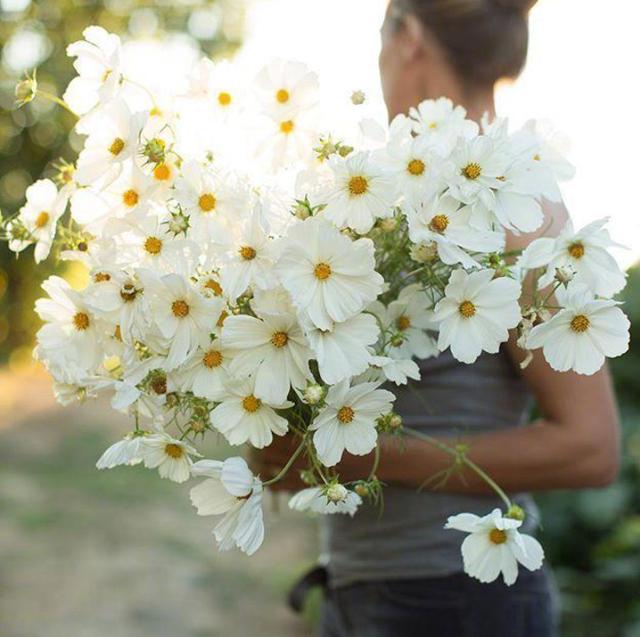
left=0, top=2, right=638, bottom=634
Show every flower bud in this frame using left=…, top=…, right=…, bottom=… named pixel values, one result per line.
left=379, top=217, right=397, bottom=232
left=389, top=413, right=403, bottom=430
left=350, top=90, right=366, bottom=105
left=15, top=73, right=38, bottom=105
left=303, top=383, right=324, bottom=405
left=506, top=504, right=525, bottom=521
left=294, top=202, right=310, bottom=220
left=354, top=483, right=369, bottom=498
left=410, top=241, right=438, bottom=263
left=325, top=483, right=348, bottom=503
left=554, top=265, right=575, bottom=285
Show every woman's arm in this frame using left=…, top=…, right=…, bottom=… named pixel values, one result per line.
left=255, top=201, right=622, bottom=494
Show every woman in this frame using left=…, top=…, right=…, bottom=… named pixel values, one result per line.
left=257, top=1, right=621, bottom=635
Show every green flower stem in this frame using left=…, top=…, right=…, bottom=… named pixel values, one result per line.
left=263, top=435, right=307, bottom=486
left=403, top=425, right=512, bottom=510
left=368, top=444, right=381, bottom=481
left=36, top=90, right=78, bottom=118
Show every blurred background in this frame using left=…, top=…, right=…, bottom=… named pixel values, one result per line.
left=1, top=1, right=639, bottom=635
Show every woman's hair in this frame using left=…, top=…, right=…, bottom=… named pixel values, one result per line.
left=388, top=0, right=537, bottom=87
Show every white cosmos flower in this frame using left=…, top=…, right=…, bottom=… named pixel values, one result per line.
left=383, top=116, right=447, bottom=206
left=381, top=284, right=439, bottom=360
left=17, top=179, right=67, bottom=263
left=190, top=457, right=264, bottom=555
left=174, top=160, right=246, bottom=238
left=310, top=380, right=395, bottom=467
left=304, top=312, right=379, bottom=385
left=321, top=151, right=397, bottom=234
left=139, top=270, right=224, bottom=370
left=83, top=269, right=150, bottom=344
left=255, top=59, right=319, bottom=118
left=210, top=376, right=292, bottom=449
left=139, top=433, right=198, bottom=483
left=406, top=194, right=505, bottom=269
left=99, top=163, right=160, bottom=218
left=276, top=217, right=384, bottom=330
left=74, top=100, right=147, bottom=186
left=433, top=269, right=522, bottom=364
left=63, top=26, right=123, bottom=118
left=176, top=343, right=232, bottom=401
left=34, top=275, right=102, bottom=378
left=96, top=433, right=144, bottom=469
left=256, top=109, right=318, bottom=169
left=408, top=97, right=478, bottom=153
left=289, top=485, right=362, bottom=516
left=218, top=204, right=280, bottom=301
left=365, top=355, right=421, bottom=385
left=447, top=136, right=508, bottom=210
left=517, top=217, right=626, bottom=298
left=220, top=311, right=313, bottom=404
left=527, top=284, right=630, bottom=375
left=110, top=211, right=198, bottom=274
left=445, top=508, right=544, bottom=586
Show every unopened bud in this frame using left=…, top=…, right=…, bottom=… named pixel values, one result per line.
left=294, top=202, right=310, bottom=220
left=189, top=420, right=206, bottom=433
left=337, top=144, right=353, bottom=158
left=506, top=504, right=525, bottom=521
left=554, top=265, right=575, bottom=285
left=303, top=383, right=324, bottom=405
left=325, top=483, right=348, bottom=503
left=389, top=413, right=403, bottom=430
left=379, top=217, right=397, bottom=232
left=350, top=90, right=366, bottom=105
left=15, top=73, right=38, bottom=105
left=354, top=484, right=369, bottom=498
left=410, top=241, right=438, bottom=263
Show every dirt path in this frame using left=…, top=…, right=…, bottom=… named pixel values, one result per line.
left=0, top=372, right=318, bottom=637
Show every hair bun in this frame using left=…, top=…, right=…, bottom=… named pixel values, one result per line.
left=490, top=0, right=537, bottom=14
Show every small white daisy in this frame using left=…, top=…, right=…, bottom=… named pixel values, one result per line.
left=139, top=433, right=198, bottom=483
left=289, top=485, right=362, bottom=516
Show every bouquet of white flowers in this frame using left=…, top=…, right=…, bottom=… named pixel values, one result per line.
left=4, top=26, right=630, bottom=586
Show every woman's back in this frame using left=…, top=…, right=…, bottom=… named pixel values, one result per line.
left=326, top=348, right=537, bottom=586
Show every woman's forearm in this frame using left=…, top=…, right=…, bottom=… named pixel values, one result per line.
left=367, top=417, right=620, bottom=494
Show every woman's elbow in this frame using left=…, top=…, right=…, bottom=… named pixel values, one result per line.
left=577, top=424, right=621, bottom=488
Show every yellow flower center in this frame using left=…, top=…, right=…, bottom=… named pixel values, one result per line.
left=150, top=106, right=162, bottom=117
left=114, top=325, right=122, bottom=341
left=120, top=284, right=138, bottom=303
left=153, top=163, right=171, bottom=181
left=94, top=272, right=111, bottom=283
left=568, top=242, right=585, bottom=259
left=239, top=245, right=257, bottom=260
left=171, top=299, right=190, bottom=318
left=396, top=315, right=411, bottom=331
left=217, top=310, right=229, bottom=328
left=242, top=395, right=262, bottom=413
left=337, top=406, right=355, bottom=424
left=462, top=162, right=482, bottom=180
left=314, top=262, right=332, bottom=280
left=151, top=376, right=167, bottom=394
left=108, top=137, right=125, bottom=156
left=203, top=350, right=223, bottom=368
left=204, top=278, right=223, bottom=296
left=429, top=214, right=449, bottom=234
left=280, top=119, right=295, bottom=134
left=73, top=312, right=90, bottom=331
left=533, top=153, right=541, bottom=161
left=122, top=189, right=139, bottom=207
left=271, top=331, right=289, bottom=348
left=198, top=193, right=217, bottom=212
left=407, top=158, right=425, bottom=176
left=570, top=314, right=590, bottom=333
left=35, top=211, right=50, bottom=228
left=348, top=175, right=368, bottom=196
left=164, top=443, right=183, bottom=459
left=144, top=236, right=163, bottom=255
left=459, top=300, right=476, bottom=319
left=428, top=121, right=438, bottom=129
left=276, top=88, right=290, bottom=104
left=217, top=91, right=232, bottom=106
left=489, top=528, right=508, bottom=545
